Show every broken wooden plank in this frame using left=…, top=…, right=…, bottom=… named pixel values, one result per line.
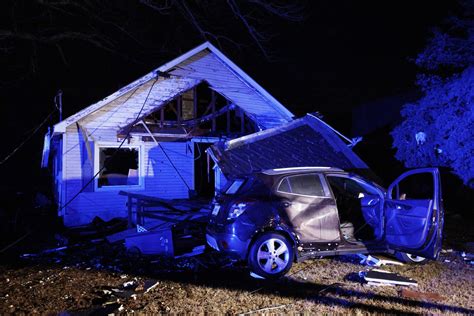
left=211, top=90, right=216, bottom=131
left=399, top=288, right=444, bottom=302
left=193, top=87, right=198, bottom=119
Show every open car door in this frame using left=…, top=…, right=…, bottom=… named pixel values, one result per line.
left=384, top=168, right=444, bottom=259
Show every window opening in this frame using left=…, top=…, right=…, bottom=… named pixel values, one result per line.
left=98, top=147, right=139, bottom=188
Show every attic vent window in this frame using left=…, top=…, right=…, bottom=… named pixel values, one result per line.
left=96, top=146, right=141, bottom=188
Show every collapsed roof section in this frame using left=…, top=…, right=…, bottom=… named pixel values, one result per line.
left=208, top=114, right=370, bottom=177
left=53, top=42, right=293, bottom=135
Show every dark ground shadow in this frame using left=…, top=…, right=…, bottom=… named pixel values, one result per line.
left=2, top=237, right=472, bottom=315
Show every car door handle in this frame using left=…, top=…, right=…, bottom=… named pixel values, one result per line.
left=282, top=201, right=292, bottom=207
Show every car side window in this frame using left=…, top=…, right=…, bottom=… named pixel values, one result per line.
left=392, top=172, right=434, bottom=200
left=277, top=174, right=328, bottom=197
left=327, top=175, right=380, bottom=198
left=278, top=178, right=291, bottom=193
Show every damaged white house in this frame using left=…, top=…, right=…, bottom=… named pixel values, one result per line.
left=45, top=42, right=368, bottom=227
left=46, top=42, right=295, bottom=226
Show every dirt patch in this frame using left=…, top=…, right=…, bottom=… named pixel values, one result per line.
left=0, top=242, right=472, bottom=315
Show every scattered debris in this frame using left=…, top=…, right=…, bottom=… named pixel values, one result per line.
left=399, top=288, right=444, bottom=302
left=0, top=231, right=32, bottom=254
left=21, top=246, right=69, bottom=258
left=175, top=245, right=206, bottom=258
left=64, top=217, right=128, bottom=242
left=125, top=228, right=174, bottom=256
left=239, top=304, right=289, bottom=315
left=317, top=282, right=344, bottom=295
left=249, top=272, right=265, bottom=279
left=123, top=280, right=137, bottom=289
left=461, top=252, right=474, bottom=265
left=359, top=269, right=418, bottom=287
left=357, top=254, right=404, bottom=267
left=143, top=280, right=160, bottom=294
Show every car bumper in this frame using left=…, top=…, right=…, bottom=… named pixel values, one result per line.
left=206, top=227, right=249, bottom=260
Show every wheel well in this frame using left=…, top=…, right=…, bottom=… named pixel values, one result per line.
left=247, top=228, right=297, bottom=261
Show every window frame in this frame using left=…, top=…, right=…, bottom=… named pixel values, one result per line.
left=276, top=173, right=331, bottom=198
left=93, top=142, right=144, bottom=191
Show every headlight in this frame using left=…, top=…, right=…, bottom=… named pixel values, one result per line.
left=227, top=202, right=247, bottom=220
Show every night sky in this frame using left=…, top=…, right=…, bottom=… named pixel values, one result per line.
left=0, top=1, right=457, bottom=189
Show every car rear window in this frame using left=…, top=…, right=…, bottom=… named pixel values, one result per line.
left=278, top=174, right=328, bottom=197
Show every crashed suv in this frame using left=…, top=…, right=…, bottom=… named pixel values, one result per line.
left=206, top=167, right=444, bottom=279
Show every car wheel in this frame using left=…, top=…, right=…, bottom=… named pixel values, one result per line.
left=248, top=232, right=294, bottom=279
left=395, top=252, right=428, bottom=264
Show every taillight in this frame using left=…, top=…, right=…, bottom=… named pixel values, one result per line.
left=227, top=199, right=255, bottom=220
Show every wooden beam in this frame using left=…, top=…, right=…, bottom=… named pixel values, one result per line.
left=169, top=102, right=178, bottom=116
left=193, top=87, right=198, bottom=118
left=177, top=96, right=182, bottom=123
left=140, top=121, right=159, bottom=144
left=127, top=196, right=133, bottom=228
left=76, top=123, right=93, bottom=163
left=211, top=91, right=216, bottom=131
left=147, top=103, right=235, bottom=128
left=226, top=101, right=231, bottom=133
left=160, top=108, right=164, bottom=128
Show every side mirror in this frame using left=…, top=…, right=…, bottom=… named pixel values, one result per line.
left=361, top=196, right=380, bottom=207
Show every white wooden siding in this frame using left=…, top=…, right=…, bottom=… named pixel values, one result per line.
left=78, top=77, right=201, bottom=132
left=62, top=125, right=194, bottom=226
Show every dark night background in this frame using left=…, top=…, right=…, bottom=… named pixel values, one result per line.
left=0, top=1, right=467, bottom=213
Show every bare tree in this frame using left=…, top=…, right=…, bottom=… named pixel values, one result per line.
left=0, top=0, right=304, bottom=83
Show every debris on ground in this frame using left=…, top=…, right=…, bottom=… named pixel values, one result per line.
left=141, top=280, right=160, bottom=293
left=357, top=254, right=404, bottom=267
left=249, top=272, right=265, bottom=279
left=64, top=217, right=128, bottom=242
left=461, top=252, right=474, bottom=265
left=398, top=288, right=445, bottom=302
left=359, top=269, right=418, bottom=287
left=239, top=304, right=290, bottom=315
left=21, top=246, right=69, bottom=258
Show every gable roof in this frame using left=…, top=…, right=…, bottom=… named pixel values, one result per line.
left=208, top=114, right=369, bottom=176
left=53, top=42, right=293, bottom=134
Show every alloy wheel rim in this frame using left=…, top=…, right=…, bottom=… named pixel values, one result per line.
left=257, top=238, right=290, bottom=274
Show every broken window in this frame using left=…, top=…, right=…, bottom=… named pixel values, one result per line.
left=97, top=146, right=140, bottom=188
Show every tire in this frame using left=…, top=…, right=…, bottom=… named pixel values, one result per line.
left=395, top=252, right=428, bottom=264
left=248, top=232, right=294, bottom=279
